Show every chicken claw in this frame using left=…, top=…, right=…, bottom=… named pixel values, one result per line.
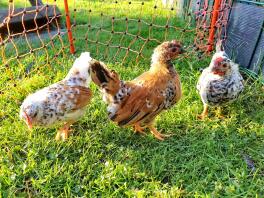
left=215, top=107, right=225, bottom=119
left=133, top=124, right=146, bottom=135
left=197, top=104, right=208, bottom=120
left=148, top=125, right=172, bottom=141
left=55, top=121, right=74, bottom=141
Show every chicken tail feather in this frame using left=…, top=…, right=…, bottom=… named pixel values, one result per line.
left=90, top=60, right=121, bottom=96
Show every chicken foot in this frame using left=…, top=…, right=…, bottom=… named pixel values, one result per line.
left=148, top=124, right=172, bottom=141
left=215, top=107, right=225, bottom=119
left=133, top=123, right=147, bottom=135
left=197, top=104, right=209, bottom=120
left=55, top=121, right=75, bottom=141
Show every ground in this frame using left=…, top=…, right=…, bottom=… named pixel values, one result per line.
left=0, top=0, right=264, bottom=197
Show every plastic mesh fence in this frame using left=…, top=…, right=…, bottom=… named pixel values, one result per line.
left=193, top=0, right=233, bottom=51
left=0, top=0, right=232, bottom=94
left=70, top=0, right=198, bottom=63
left=0, top=1, right=69, bottom=90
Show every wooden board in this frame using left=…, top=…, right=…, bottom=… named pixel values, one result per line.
left=0, top=5, right=62, bottom=36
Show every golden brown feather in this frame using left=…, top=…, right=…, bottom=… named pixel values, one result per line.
left=90, top=40, right=184, bottom=140
left=72, top=86, right=92, bottom=110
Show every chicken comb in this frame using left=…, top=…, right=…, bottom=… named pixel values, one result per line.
left=215, top=57, right=224, bottom=64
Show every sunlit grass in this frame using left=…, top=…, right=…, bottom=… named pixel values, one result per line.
left=0, top=0, right=264, bottom=197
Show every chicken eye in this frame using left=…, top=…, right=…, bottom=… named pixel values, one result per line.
left=101, top=83, right=107, bottom=88
left=171, top=48, right=177, bottom=53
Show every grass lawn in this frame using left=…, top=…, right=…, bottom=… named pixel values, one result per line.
left=0, top=0, right=264, bottom=197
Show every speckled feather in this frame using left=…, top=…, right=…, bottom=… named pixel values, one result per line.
left=90, top=41, right=183, bottom=128
left=197, top=52, right=244, bottom=106
left=20, top=52, right=93, bottom=128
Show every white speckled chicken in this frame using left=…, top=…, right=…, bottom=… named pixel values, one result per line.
left=90, top=40, right=184, bottom=140
left=196, top=41, right=244, bottom=119
left=20, top=52, right=93, bottom=140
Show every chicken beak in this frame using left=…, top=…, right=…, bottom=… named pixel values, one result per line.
left=24, top=111, right=33, bottom=130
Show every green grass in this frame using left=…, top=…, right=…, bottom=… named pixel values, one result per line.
left=1, top=0, right=264, bottom=197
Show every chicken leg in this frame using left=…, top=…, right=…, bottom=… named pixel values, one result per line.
left=133, top=123, right=146, bottom=135
left=55, top=121, right=75, bottom=141
left=198, top=104, right=209, bottom=120
left=216, top=106, right=225, bottom=119
left=148, top=124, right=171, bottom=141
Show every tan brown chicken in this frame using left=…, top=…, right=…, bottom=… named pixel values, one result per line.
left=90, top=40, right=184, bottom=140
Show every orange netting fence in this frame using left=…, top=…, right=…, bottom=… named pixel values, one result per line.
left=70, top=0, right=197, bottom=63
left=0, top=0, right=232, bottom=93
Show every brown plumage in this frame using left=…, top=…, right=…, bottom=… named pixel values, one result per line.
left=90, top=40, right=184, bottom=140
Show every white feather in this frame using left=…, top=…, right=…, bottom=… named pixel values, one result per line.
left=65, top=52, right=93, bottom=86
left=197, top=50, right=244, bottom=106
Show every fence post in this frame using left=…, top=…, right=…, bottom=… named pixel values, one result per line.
left=207, top=0, right=222, bottom=52
left=63, top=0, right=75, bottom=54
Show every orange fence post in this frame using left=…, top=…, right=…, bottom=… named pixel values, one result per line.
left=64, top=0, right=75, bottom=54
left=207, top=0, right=222, bottom=52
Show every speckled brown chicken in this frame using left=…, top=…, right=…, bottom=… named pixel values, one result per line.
left=20, top=52, right=93, bottom=140
left=90, top=40, right=184, bottom=140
